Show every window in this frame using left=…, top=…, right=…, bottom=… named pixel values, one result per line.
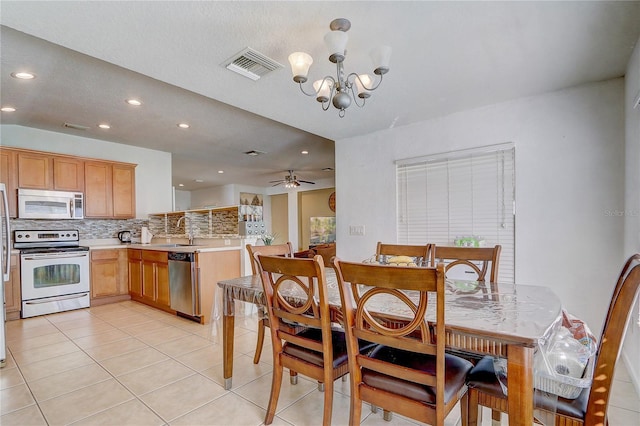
left=396, top=143, right=515, bottom=282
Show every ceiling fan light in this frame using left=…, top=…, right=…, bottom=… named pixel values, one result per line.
left=288, top=52, right=313, bottom=83
left=324, top=30, right=348, bottom=63
left=371, top=45, right=392, bottom=75
left=313, top=79, right=333, bottom=103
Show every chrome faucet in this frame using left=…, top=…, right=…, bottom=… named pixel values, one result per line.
left=176, top=215, right=194, bottom=245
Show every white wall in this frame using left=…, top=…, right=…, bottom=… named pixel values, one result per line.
left=173, top=188, right=191, bottom=211
left=335, top=79, right=625, bottom=340
left=623, top=35, right=640, bottom=394
left=1, top=125, right=172, bottom=216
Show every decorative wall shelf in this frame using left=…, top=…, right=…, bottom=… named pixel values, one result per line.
left=148, top=206, right=239, bottom=238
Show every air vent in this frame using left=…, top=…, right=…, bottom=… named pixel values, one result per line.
left=223, top=48, right=283, bottom=81
left=63, top=122, right=89, bottom=131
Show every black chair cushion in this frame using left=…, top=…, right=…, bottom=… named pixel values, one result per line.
left=283, top=328, right=376, bottom=368
left=361, top=345, right=473, bottom=405
left=466, top=356, right=589, bottom=419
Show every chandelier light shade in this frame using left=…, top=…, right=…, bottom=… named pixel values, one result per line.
left=289, top=18, right=391, bottom=117
left=288, top=52, right=313, bottom=83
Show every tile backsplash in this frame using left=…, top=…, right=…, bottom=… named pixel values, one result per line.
left=9, top=218, right=149, bottom=241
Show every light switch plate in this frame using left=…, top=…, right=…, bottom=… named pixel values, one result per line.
left=349, top=225, right=365, bottom=236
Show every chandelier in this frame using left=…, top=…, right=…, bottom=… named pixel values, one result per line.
left=288, top=18, right=391, bottom=118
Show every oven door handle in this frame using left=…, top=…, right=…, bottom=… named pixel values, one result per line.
left=24, top=293, right=89, bottom=304
left=22, top=253, right=89, bottom=260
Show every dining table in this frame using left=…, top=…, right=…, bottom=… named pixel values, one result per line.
left=216, top=269, right=563, bottom=426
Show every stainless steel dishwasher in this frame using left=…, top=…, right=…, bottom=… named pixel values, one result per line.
left=168, top=252, right=200, bottom=318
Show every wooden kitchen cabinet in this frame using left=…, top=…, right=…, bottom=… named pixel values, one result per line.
left=197, top=249, right=241, bottom=324
left=0, top=147, right=135, bottom=218
left=0, top=148, right=18, bottom=217
left=85, top=161, right=136, bottom=218
left=128, top=249, right=143, bottom=297
left=90, top=248, right=129, bottom=305
left=17, top=151, right=51, bottom=189
left=16, top=151, right=84, bottom=192
left=4, top=253, right=21, bottom=320
left=130, top=250, right=172, bottom=312
left=53, top=157, right=84, bottom=191
left=112, top=164, right=136, bottom=218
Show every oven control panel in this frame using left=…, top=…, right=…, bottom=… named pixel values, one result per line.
left=14, top=229, right=79, bottom=244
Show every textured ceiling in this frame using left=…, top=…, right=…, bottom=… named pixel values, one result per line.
left=1, top=1, right=639, bottom=190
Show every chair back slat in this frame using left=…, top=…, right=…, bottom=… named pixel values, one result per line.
left=376, top=242, right=433, bottom=266
left=246, top=242, right=294, bottom=274
left=433, top=245, right=501, bottom=282
left=585, top=254, right=640, bottom=425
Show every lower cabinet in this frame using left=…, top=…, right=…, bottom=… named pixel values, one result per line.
left=129, top=249, right=172, bottom=312
left=5, top=253, right=21, bottom=320
left=126, top=248, right=241, bottom=321
left=90, top=248, right=129, bottom=305
left=197, top=250, right=241, bottom=324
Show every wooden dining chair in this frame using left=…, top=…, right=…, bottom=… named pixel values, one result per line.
left=431, top=245, right=502, bottom=282
left=375, top=242, right=433, bottom=266
left=465, top=253, right=640, bottom=426
left=246, top=242, right=294, bottom=364
left=256, top=254, right=362, bottom=426
left=333, top=259, right=474, bottom=425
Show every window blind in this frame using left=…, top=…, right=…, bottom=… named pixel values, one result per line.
left=397, top=144, right=515, bottom=282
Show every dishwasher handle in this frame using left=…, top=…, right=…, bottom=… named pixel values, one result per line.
left=168, top=252, right=195, bottom=262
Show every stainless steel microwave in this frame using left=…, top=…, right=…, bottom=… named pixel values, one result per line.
left=18, top=188, right=84, bottom=220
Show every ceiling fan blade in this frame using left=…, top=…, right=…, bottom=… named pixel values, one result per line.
left=271, top=182, right=284, bottom=187
left=269, top=179, right=285, bottom=183
left=298, top=180, right=316, bottom=184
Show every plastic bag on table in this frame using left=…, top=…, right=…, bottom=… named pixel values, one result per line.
left=493, top=309, right=597, bottom=398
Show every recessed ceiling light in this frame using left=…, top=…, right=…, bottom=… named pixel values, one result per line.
left=194, top=179, right=204, bottom=183
left=301, top=150, right=309, bottom=154
left=177, top=123, right=190, bottom=129
left=126, top=99, right=142, bottom=106
left=178, top=184, right=185, bottom=187
left=1, top=106, right=16, bottom=112
left=218, top=170, right=224, bottom=174
left=11, top=72, right=35, bottom=80
left=98, top=123, right=111, bottom=129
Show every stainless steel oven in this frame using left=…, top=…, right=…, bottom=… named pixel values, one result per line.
left=15, top=230, right=90, bottom=318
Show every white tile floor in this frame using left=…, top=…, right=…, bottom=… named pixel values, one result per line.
left=0, top=300, right=638, bottom=425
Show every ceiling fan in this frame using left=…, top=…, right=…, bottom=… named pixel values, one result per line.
left=270, top=170, right=316, bottom=188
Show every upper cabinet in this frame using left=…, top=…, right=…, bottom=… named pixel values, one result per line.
left=17, top=151, right=52, bottom=189
left=0, top=148, right=18, bottom=217
left=85, top=161, right=136, bottom=219
left=0, top=147, right=136, bottom=219
left=16, top=151, right=84, bottom=192
left=53, top=157, right=84, bottom=191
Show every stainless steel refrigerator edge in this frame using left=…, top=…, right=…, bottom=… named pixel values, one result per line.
left=168, top=252, right=200, bottom=318
left=1, top=183, right=11, bottom=367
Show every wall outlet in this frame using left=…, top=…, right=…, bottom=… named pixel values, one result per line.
left=224, top=239, right=230, bottom=245
left=349, top=225, right=365, bottom=236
